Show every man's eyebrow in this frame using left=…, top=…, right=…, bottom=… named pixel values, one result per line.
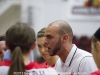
left=46, top=35, right=51, bottom=37
left=37, top=44, right=41, bottom=47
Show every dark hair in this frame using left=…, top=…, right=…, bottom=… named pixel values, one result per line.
left=6, top=23, right=36, bottom=75
left=91, top=28, right=100, bottom=51
left=0, top=34, right=5, bottom=41
left=94, top=28, right=100, bottom=40
left=37, top=28, right=46, bottom=38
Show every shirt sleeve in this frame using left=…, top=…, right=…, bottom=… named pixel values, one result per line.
left=4, top=50, right=11, bottom=60
left=78, top=56, right=98, bottom=75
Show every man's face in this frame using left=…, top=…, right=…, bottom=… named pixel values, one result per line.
left=52, top=37, right=62, bottom=56
left=44, top=25, right=62, bottom=56
left=0, top=41, right=7, bottom=60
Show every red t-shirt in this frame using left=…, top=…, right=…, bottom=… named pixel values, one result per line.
left=39, top=62, right=55, bottom=68
left=91, top=70, right=100, bottom=75
left=0, top=60, right=58, bottom=75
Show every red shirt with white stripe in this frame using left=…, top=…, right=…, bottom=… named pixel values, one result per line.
left=0, top=60, right=58, bottom=75
left=40, top=62, right=55, bottom=68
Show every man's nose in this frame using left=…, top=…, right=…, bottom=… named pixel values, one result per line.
left=41, top=48, right=45, bottom=52
left=44, top=38, right=48, bottom=45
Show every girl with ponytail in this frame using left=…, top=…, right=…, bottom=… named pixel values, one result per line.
left=0, top=23, right=58, bottom=75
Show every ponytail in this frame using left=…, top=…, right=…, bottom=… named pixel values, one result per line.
left=8, top=46, right=25, bottom=75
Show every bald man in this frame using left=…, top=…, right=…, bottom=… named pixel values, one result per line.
left=44, top=20, right=98, bottom=75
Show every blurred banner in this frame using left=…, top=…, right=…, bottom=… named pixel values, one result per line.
left=68, top=0, right=100, bottom=21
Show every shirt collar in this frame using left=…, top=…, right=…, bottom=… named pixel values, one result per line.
left=63, top=44, right=77, bottom=67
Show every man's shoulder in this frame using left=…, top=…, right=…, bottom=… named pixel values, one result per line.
left=77, top=48, right=92, bottom=57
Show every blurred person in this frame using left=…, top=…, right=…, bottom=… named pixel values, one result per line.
left=37, top=28, right=59, bottom=67
left=0, top=34, right=7, bottom=61
left=44, top=20, right=98, bottom=75
left=4, top=49, right=34, bottom=61
left=0, top=23, right=58, bottom=75
left=91, top=28, right=100, bottom=75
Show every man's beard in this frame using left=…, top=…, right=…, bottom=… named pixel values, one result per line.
left=50, top=37, right=62, bottom=56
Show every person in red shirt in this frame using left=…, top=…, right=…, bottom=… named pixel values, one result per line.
left=37, top=28, right=59, bottom=67
left=0, top=23, right=58, bottom=75
left=91, top=28, right=100, bottom=75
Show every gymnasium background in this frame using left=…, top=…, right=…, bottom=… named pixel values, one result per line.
left=0, top=0, right=100, bottom=62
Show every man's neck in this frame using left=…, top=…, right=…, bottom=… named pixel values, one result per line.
left=58, top=44, right=73, bottom=63
left=23, top=52, right=31, bottom=65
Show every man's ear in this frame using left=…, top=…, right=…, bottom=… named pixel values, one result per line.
left=5, top=42, right=9, bottom=49
left=31, top=42, right=36, bottom=50
left=96, top=41, right=100, bottom=52
left=61, top=34, right=68, bottom=43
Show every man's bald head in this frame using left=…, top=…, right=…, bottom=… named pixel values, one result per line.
left=48, top=20, right=73, bottom=42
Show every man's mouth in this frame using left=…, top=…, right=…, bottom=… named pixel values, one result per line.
left=42, top=54, right=48, bottom=56
left=48, top=47, right=50, bottom=50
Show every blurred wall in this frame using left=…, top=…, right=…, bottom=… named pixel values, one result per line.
left=25, top=0, right=100, bottom=38
left=21, top=0, right=100, bottom=58
left=0, top=1, right=21, bottom=34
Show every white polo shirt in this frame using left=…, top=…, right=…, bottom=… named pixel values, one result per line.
left=54, top=44, right=98, bottom=75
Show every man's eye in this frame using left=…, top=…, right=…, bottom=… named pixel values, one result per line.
left=48, top=36, right=52, bottom=39
left=44, top=44, right=47, bottom=47
left=38, top=45, right=41, bottom=48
